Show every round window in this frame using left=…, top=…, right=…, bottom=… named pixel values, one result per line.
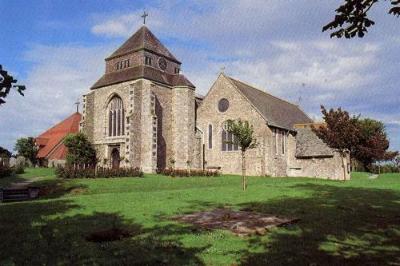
left=158, top=57, right=167, bottom=71
left=218, top=98, right=229, bottom=112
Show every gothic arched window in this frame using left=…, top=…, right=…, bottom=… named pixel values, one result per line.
left=221, top=122, right=239, bottom=152
left=108, top=96, right=125, bottom=137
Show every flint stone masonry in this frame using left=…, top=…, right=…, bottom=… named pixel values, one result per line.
left=196, top=74, right=350, bottom=180
left=81, top=25, right=350, bottom=180
left=83, top=77, right=195, bottom=172
left=197, top=74, right=270, bottom=176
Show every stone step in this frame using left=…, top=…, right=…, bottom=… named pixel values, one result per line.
left=3, top=189, right=29, bottom=195
left=3, top=194, right=30, bottom=201
left=1, top=188, right=39, bottom=202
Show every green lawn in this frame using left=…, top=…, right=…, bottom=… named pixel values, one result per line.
left=1, top=169, right=399, bottom=265
left=0, top=168, right=55, bottom=188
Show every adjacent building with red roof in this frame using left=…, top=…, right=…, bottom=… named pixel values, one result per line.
left=36, top=112, right=81, bottom=167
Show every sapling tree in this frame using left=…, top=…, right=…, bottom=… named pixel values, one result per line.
left=225, top=119, right=257, bottom=191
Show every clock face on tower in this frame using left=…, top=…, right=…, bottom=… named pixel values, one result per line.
left=158, top=57, right=167, bottom=71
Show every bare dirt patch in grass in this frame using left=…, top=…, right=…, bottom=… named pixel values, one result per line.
left=174, top=208, right=299, bottom=236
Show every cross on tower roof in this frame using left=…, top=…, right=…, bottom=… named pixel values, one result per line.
left=141, top=11, right=148, bottom=25
left=74, top=99, right=80, bottom=113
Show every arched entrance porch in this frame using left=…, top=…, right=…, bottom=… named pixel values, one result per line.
left=111, top=147, right=120, bottom=169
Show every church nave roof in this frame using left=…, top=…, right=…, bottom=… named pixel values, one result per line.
left=226, top=75, right=313, bottom=131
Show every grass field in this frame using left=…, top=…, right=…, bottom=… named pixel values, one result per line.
left=1, top=168, right=399, bottom=265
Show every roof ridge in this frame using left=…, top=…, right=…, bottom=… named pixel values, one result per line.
left=45, top=136, right=66, bottom=159
left=226, top=75, right=301, bottom=109
left=37, top=112, right=81, bottom=138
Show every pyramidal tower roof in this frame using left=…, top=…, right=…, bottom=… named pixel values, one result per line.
left=106, top=26, right=180, bottom=63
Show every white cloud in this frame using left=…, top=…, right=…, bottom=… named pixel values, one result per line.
left=224, top=40, right=379, bottom=97
left=0, top=44, right=113, bottom=151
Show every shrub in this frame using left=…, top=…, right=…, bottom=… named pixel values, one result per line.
left=14, top=164, right=25, bottom=174
left=56, top=166, right=143, bottom=179
left=0, top=165, right=14, bottom=178
left=160, top=168, right=220, bottom=177
left=64, top=133, right=97, bottom=166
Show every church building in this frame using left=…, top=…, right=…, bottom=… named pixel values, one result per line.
left=81, top=25, right=350, bottom=180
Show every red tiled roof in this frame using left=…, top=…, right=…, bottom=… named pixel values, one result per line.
left=36, top=112, right=81, bottom=160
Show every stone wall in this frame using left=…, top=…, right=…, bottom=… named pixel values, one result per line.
left=81, top=77, right=196, bottom=173
left=143, top=51, right=180, bottom=75
left=83, top=80, right=134, bottom=168
left=150, top=82, right=173, bottom=170
left=196, top=74, right=349, bottom=180
left=105, top=51, right=143, bottom=73
left=171, top=86, right=196, bottom=169
left=288, top=151, right=350, bottom=180
left=48, top=159, right=66, bottom=168
left=196, top=74, right=270, bottom=176
left=81, top=91, right=95, bottom=142
left=130, top=81, right=143, bottom=169
left=138, top=80, right=156, bottom=172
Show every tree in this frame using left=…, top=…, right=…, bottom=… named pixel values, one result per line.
left=0, top=146, right=12, bottom=158
left=0, top=65, right=26, bottom=105
left=14, top=137, right=38, bottom=165
left=323, top=0, right=400, bottom=38
left=356, top=118, right=398, bottom=167
left=312, top=106, right=360, bottom=157
left=225, top=119, right=257, bottom=191
left=313, top=106, right=397, bottom=170
left=64, top=133, right=97, bottom=166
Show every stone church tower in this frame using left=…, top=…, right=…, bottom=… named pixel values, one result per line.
left=81, top=26, right=196, bottom=172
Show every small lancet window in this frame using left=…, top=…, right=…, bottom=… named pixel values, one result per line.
left=108, top=96, right=125, bottom=137
left=208, top=124, right=213, bottom=149
left=282, top=131, right=286, bottom=154
left=145, top=56, right=152, bottom=66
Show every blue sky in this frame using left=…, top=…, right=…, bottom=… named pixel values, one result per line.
left=0, top=0, right=399, bottom=152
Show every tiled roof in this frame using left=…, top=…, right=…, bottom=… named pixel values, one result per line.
left=36, top=112, right=81, bottom=160
left=295, top=128, right=334, bottom=158
left=91, top=65, right=195, bottom=90
left=226, top=75, right=313, bottom=130
left=106, top=26, right=180, bottom=63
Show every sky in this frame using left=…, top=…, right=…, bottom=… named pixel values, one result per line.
left=0, top=0, right=399, bottom=152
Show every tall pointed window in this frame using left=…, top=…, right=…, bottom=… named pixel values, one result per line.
left=108, top=96, right=125, bottom=137
left=221, top=123, right=239, bottom=152
left=208, top=124, right=213, bottom=149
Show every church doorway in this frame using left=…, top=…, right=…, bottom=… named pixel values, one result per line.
left=111, top=148, right=120, bottom=169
